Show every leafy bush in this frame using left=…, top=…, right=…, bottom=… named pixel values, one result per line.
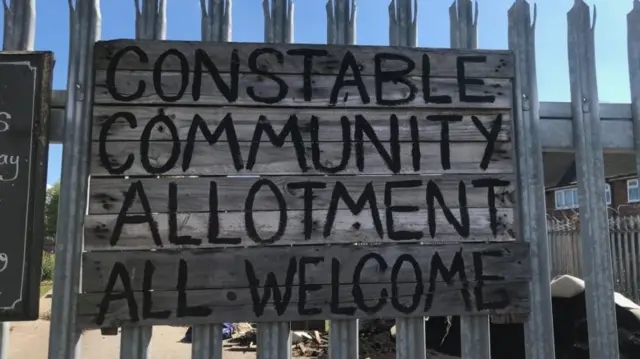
left=45, top=183, right=60, bottom=243
left=41, top=251, right=55, bottom=282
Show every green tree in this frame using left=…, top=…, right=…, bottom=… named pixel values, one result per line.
left=44, top=182, right=60, bottom=243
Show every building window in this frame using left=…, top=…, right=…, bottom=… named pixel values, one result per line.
left=554, top=184, right=611, bottom=209
left=628, top=179, right=640, bottom=203
left=555, top=188, right=578, bottom=209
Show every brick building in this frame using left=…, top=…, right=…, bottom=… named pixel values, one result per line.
left=543, top=151, right=640, bottom=218
left=545, top=174, right=640, bottom=218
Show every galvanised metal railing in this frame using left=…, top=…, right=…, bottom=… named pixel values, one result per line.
left=2, top=1, right=637, bottom=358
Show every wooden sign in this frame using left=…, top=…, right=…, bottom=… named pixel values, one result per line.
left=78, top=40, right=530, bottom=328
left=0, top=52, right=54, bottom=321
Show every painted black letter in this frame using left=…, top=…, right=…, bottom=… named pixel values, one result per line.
left=355, top=114, right=400, bottom=173
left=142, top=260, right=171, bottom=319
left=427, top=115, right=463, bottom=170
left=330, top=51, right=370, bottom=105
left=424, top=251, right=471, bottom=312
left=374, top=53, right=417, bottom=105
left=111, top=181, right=162, bottom=247
left=472, top=115, right=503, bottom=170
left=331, top=259, right=356, bottom=315
left=324, top=181, right=383, bottom=239
left=96, top=262, right=138, bottom=325
left=193, top=49, right=239, bottom=102
left=183, top=113, right=244, bottom=172
left=168, top=182, right=202, bottom=245
left=177, top=259, right=212, bottom=317
left=153, top=49, right=189, bottom=102
left=473, top=250, right=509, bottom=310
left=422, top=54, right=452, bottom=104
left=457, top=56, right=496, bottom=103
left=208, top=181, right=241, bottom=244
left=245, top=179, right=287, bottom=243
left=140, top=111, right=181, bottom=174
left=245, top=258, right=297, bottom=317
left=99, top=112, right=136, bottom=174
left=352, top=253, right=388, bottom=313
left=287, top=49, right=328, bottom=101
left=106, top=46, right=148, bottom=102
left=247, top=48, right=289, bottom=104
left=298, top=257, right=324, bottom=315
left=472, top=178, right=511, bottom=236
left=385, top=180, right=423, bottom=240
left=410, top=116, right=421, bottom=171
left=246, top=114, right=308, bottom=172
left=391, top=254, right=423, bottom=313
left=426, top=180, right=470, bottom=238
left=287, top=181, right=327, bottom=239
left=311, top=115, right=351, bottom=173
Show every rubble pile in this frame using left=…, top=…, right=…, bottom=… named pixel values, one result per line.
left=224, top=320, right=427, bottom=358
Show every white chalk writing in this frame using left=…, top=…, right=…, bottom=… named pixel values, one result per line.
left=0, top=253, right=8, bottom=272
left=0, top=112, right=20, bottom=182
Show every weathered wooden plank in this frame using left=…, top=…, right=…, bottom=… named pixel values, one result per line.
left=94, top=40, right=515, bottom=78
left=80, top=242, right=530, bottom=293
left=91, top=141, right=514, bottom=176
left=76, top=281, right=530, bottom=328
left=95, top=71, right=513, bottom=108
left=93, top=106, right=512, bottom=143
left=88, top=174, right=516, bottom=215
left=83, top=207, right=516, bottom=251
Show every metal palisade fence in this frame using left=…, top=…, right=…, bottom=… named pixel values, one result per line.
left=548, top=215, right=640, bottom=304
left=1, top=1, right=638, bottom=359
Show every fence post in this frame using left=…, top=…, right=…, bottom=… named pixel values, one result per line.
left=2, top=0, right=35, bottom=51
left=325, top=2, right=360, bottom=358
left=326, top=0, right=355, bottom=45
left=508, top=2, right=557, bottom=359
left=449, top=0, right=477, bottom=49
left=630, top=1, right=640, bottom=194
left=449, top=1, right=492, bottom=359
left=192, top=1, right=232, bottom=358
left=567, top=1, right=620, bottom=358
left=628, top=1, right=640, bottom=305
left=134, top=0, right=166, bottom=41
left=388, top=0, right=417, bottom=47
left=256, top=2, right=294, bottom=358
left=201, top=0, right=231, bottom=42
left=263, top=0, right=293, bottom=44
left=47, top=1, right=101, bottom=359
left=386, top=1, right=425, bottom=359
left=117, top=2, right=168, bottom=358
left=631, top=217, right=640, bottom=302
left=0, top=1, right=36, bottom=357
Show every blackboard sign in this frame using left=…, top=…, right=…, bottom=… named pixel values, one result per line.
left=0, top=52, right=54, bottom=321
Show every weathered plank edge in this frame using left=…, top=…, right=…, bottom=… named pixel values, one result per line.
left=86, top=173, right=517, bottom=214
left=76, top=280, right=530, bottom=329
left=93, top=39, right=515, bottom=78
left=80, top=241, right=531, bottom=291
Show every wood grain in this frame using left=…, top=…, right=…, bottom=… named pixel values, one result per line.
left=88, top=174, right=517, bottom=215
left=91, top=141, right=514, bottom=176
left=94, top=40, right=514, bottom=78
left=95, top=71, right=513, bottom=108
left=81, top=242, right=531, bottom=292
left=83, top=40, right=525, bottom=328
left=84, top=207, right=516, bottom=251
left=76, top=281, right=530, bottom=328
left=92, top=106, right=512, bottom=143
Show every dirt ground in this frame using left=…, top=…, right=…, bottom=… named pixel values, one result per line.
left=7, top=293, right=258, bottom=359
left=8, top=293, right=433, bottom=359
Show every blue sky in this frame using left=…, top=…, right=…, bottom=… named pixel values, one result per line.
left=0, top=0, right=633, bottom=185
